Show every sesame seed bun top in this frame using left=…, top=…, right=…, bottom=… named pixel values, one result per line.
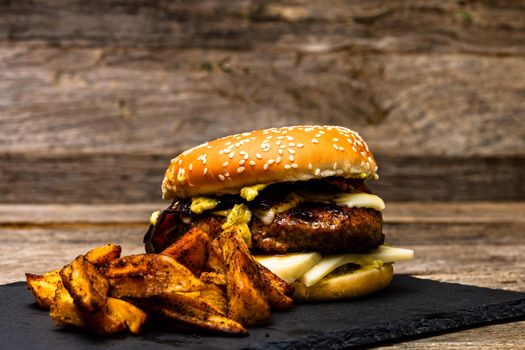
left=162, top=125, right=378, bottom=200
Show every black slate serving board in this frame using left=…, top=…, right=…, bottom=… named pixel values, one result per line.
left=2, top=276, right=524, bottom=349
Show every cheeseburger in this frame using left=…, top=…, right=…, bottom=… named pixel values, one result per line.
left=145, top=125, right=413, bottom=301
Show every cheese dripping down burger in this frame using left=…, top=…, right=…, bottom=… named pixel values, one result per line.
left=144, top=125, right=413, bottom=301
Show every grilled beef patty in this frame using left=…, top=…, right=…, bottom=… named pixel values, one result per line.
left=145, top=202, right=383, bottom=254
left=250, top=203, right=383, bottom=253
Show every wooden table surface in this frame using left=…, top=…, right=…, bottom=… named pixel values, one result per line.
left=1, top=202, right=524, bottom=348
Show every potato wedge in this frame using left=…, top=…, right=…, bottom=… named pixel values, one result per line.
left=220, top=230, right=270, bottom=326
left=199, top=284, right=228, bottom=315
left=104, top=254, right=205, bottom=299
left=51, top=282, right=123, bottom=334
left=50, top=281, right=146, bottom=335
left=85, top=244, right=121, bottom=266
left=206, top=238, right=225, bottom=273
left=60, top=255, right=109, bottom=312
left=49, top=281, right=86, bottom=328
left=259, top=265, right=294, bottom=311
left=161, top=228, right=209, bottom=275
left=142, top=298, right=247, bottom=336
left=200, top=272, right=227, bottom=287
left=100, top=298, right=147, bottom=335
left=173, top=283, right=227, bottom=316
left=26, top=269, right=61, bottom=309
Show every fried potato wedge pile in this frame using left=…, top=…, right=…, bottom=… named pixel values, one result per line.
left=26, top=227, right=294, bottom=337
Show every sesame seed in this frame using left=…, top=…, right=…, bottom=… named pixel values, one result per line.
left=289, top=142, right=295, bottom=147
left=276, top=156, right=282, bottom=163
left=229, top=151, right=235, bottom=159
left=218, top=174, right=225, bottom=181
left=278, top=149, right=284, bottom=155
left=202, top=158, right=207, bottom=164
left=308, top=163, right=313, bottom=170
left=333, top=138, right=339, bottom=142
left=284, top=164, right=291, bottom=170
left=204, top=167, right=208, bottom=175
left=256, top=153, right=262, bottom=159
left=263, top=148, right=270, bottom=152
left=240, top=151, right=247, bottom=155
left=249, top=160, right=256, bottom=166
left=312, top=138, right=319, bottom=144
left=243, top=154, right=249, bottom=160
left=224, top=171, right=230, bottom=176
left=263, top=163, right=269, bottom=170
left=268, top=159, right=275, bottom=165
left=237, top=167, right=245, bottom=173
left=189, top=163, right=193, bottom=171
left=276, top=140, right=281, bottom=145
left=279, top=144, right=286, bottom=149
left=291, top=163, right=298, bottom=168
left=315, top=134, right=321, bottom=138
left=178, top=159, right=183, bottom=165
left=288, top=149, right=295, bottom=154
left=297, top=143, right=304, bottom=148
left=225, top=141, right=232, bottom=146
left=333, top=144, right=339, bottom=150
left=222, top=161, right=229, bottom=167
left=333, top=162, right=337, bottom=169
left=239, top=159, right=246, bottom=165
left=289, top=155, right=295, bottom=162
left=315, top=168, right=321, bottom=176
left=339, top=146, right=345, bottom=151
left=352, top=146, right=357, bottom=152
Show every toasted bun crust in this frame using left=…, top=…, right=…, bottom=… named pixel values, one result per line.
left=162, top=125, right=378, bottom=199
left=291, top=264, right=393, bottom=302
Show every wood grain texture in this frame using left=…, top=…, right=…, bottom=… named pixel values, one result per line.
left=1, top=0, right=524, bottom=54
left=1, top=46, right=523, bottom=156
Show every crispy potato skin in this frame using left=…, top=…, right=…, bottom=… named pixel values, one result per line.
left=141, top=298, right=247, bottom=336
left=200, top=272, right=227, bottom=287
left=104, top=254, right=206, bottom=299
left=26, top=269, right=61, bottom=309
left=103, top=298, right=148, bottom=335
left=221, top=230, right=271, bottom=326
left=60, top=255, right=109, bottom=312
left=49, top=281, right=86, bottom=328
left=49, top=277, right=146, bottom=335
left=161, top=228, right=209, bottom=275
left=258, top=265, right=294, bottom=311
left=84, top=244, right=122, bottom=266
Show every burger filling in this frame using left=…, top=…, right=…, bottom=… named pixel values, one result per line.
left=144, top=176, right=413, bottom=287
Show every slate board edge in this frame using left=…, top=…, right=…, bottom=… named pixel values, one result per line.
left=247, top=299, right=525, bottom=350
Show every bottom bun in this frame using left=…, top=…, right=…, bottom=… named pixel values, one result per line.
left=292, top=264, right=393, bottom=302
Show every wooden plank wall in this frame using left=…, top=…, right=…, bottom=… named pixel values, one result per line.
left=0, top=0, right=524, bottom=203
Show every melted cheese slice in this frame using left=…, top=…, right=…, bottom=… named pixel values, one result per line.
left=255, top=252, right=322, bottom=284
left=334, top=193, right=385, bottom=211
left=256, top=245, right=414, bottom=287
left=301, top=246, right=414, bottom=287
